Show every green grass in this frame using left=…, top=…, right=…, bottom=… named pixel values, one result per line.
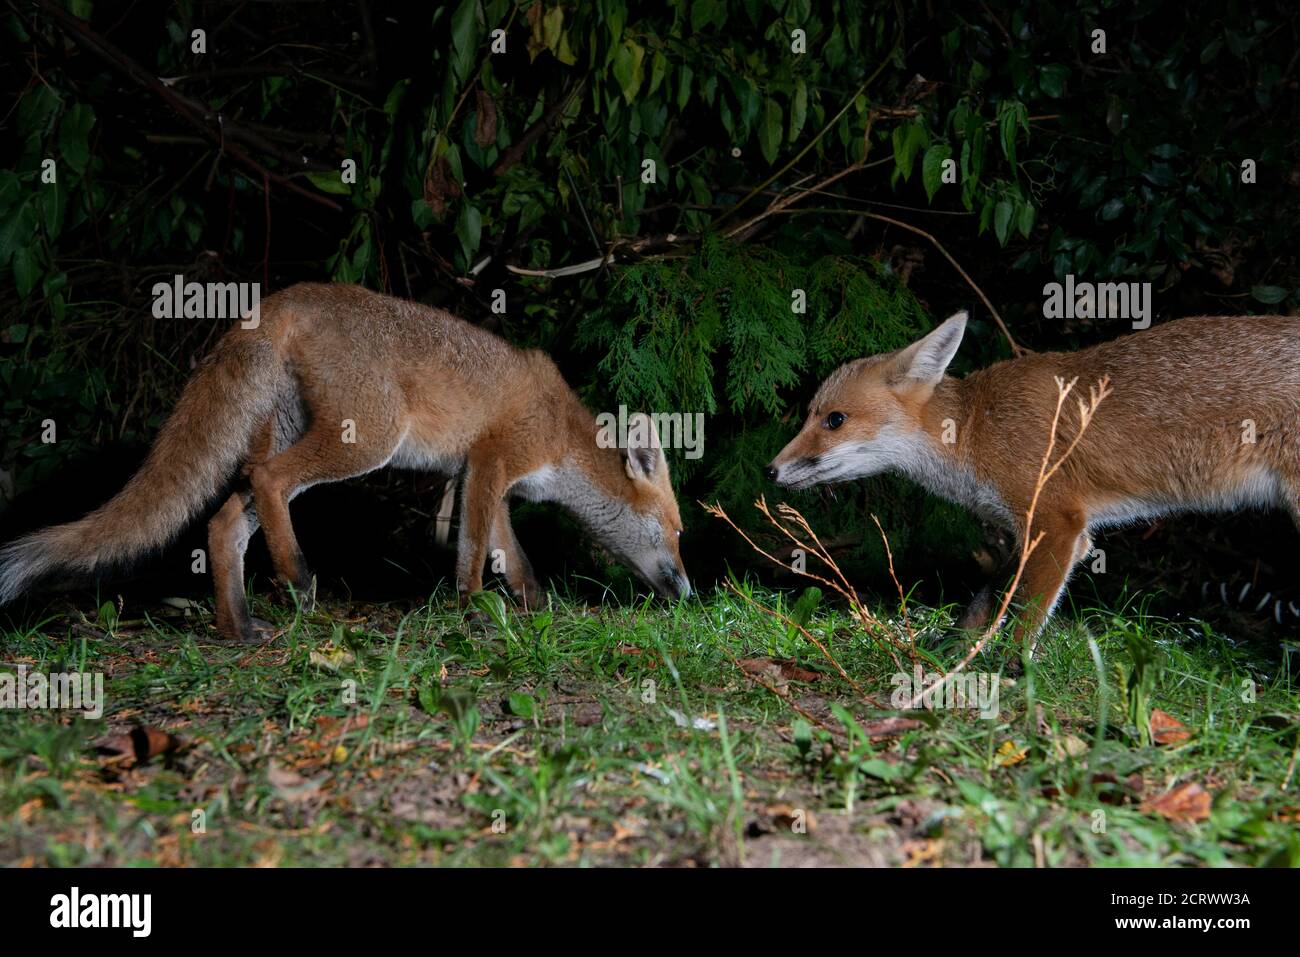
left=2, top=582, right=1298, bottom=867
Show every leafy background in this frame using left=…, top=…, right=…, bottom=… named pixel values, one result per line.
left=2, top=0, right=1297, bottom=615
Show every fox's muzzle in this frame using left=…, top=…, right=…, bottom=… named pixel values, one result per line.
left=650, top=562, right=691, bottom=600
left=626, top=558, right=689, bottom=601
left=765, top=456, right=819, bottom=488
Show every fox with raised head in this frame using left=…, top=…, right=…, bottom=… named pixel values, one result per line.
left=0, top=283, right=691, bottom=640
left=766, top=311, right=1300, bottom=643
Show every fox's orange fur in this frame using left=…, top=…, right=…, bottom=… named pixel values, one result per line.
left=768, top=311, right=1300, bottom=641
left=0, top=284, right=690, bottom=639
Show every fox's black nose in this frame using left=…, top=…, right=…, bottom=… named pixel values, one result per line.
left=763, top=464, right=778, bottom=482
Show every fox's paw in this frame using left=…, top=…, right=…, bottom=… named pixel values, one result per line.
left=456, top=590, right=488, bottom=622
left=509, top=581, right=544, bottom=611
left=219, top=616, right=277, bottom=643
left=278, top=574, right=317, bottom=613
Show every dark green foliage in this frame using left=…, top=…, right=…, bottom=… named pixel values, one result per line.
left=2, top=0, right=1297, bottom=590
left=578, top=235, right=925, bottom=421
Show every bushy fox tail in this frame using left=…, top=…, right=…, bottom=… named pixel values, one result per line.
left=0, top=329, right=287, bottom=603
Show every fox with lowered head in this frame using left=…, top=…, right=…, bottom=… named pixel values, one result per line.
left=0, top=284, right=691, bottom=639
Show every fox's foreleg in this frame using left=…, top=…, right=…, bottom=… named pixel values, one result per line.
left=1009, top=506, right=1090, bottom=654
left=489, top=501, right=541, bottom=608
left=455, top=453, right=507, bottom=602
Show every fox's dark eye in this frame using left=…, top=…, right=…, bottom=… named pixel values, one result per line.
left=825, top=411, right=846, bottom=430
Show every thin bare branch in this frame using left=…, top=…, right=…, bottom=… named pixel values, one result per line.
left=906, top=375, right=1112, bottom=709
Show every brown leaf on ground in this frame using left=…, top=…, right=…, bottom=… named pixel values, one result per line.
left=610, top=815, right=649, bottom=843
left=95, top=725, right=184, bottom=766
left=545, top=701, right=605, bottom=727
left=859, top=716, right=925, bottom=739
left=313, top=714, right=369, bottom=741
left=765, top=803, right=817, bottom=835
left=267, top=760, right=327, bottom=804
left=1142, top=781, right=1212, bottom=822
left=901, top=838, right=945, bottom=867
left=1034, top=703, right=1052, bottom=736
left=891, top=798, right=946, bottom=831
left=996, top=740, right=1028, bottom=766
left=308, top=644, right=355, bottom=672
left=1150, top=708, right=1192, bottom=745
left=616, top=643, right=657, bottom=667
left=736, top=658, right=789, bottom=696
left=771, top=658, right=822, bottom=682
left=1051, top=733, right=1090, bottom=761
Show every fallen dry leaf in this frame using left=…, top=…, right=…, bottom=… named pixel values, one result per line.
left=1150, top=708, right=1192, bottom=745
left=772, top=659, right=822, bottom=682
left=766, top=803, right=817, bottom=834
left=267, top=760, right=327, bottom=804
left=664, top=706, right=716, bottom=731
left=737, top=658, right=789, bottom=696
left=616, top=643, right=657, bottom=667
left=860, top=716, right=926, bottom=739
left=901, top=838, right=945, bottom=867
left=308, top=645, right=355, bottom=672
left=996, top=740, right=1028, bottom=766
left=313, top=713, right=369, bottom=741
left=1034, top=703, right=1052, bottom=736
left=1142, top=781, right=1212, bottom=822
left=95, top=725, right=184, bottom=766
left=1051, top=733, right=1090, bottom=761
left=252, top=839, right=285, bottom=868
left=610, top=815, right=648, bottom=843
left=738, top=657, right=821, bottom=683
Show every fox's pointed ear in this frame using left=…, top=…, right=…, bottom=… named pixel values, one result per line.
left=892, top=311, right=967, bottom=385
left=624, top=412, right=666, bottom=480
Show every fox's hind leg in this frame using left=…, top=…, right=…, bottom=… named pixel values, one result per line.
left=208, top=405, right=315, bottom=640
left=249, top=413, right=404, bottom=613
left=208, top=417, right=287, bottom=640
left=208, top=489, right=264, bottom=640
